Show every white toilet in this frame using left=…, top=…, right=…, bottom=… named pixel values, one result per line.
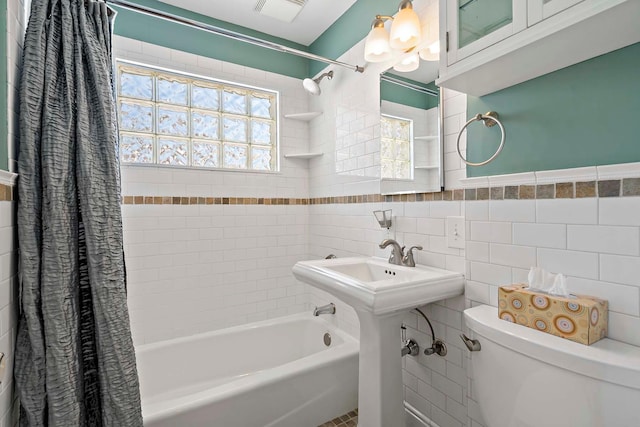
left=464, top=305, right=640, bottom=427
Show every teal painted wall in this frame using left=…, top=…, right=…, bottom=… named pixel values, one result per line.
left=0, top=0, right=7, bottom=171
left=113, top=0, right=388, bottom=79
left=380, top=75, right=438, bottom=110
left=466, top=42, right=640, bottom=177
left=309, top=0, right=396, bottom=76
left=112, top=0, right=310, bottom=79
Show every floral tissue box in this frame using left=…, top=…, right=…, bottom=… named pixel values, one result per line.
left=498, top=284, right=608, bottom=345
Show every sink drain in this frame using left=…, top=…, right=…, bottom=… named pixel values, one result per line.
left=323, top=333, right=332, bottom=346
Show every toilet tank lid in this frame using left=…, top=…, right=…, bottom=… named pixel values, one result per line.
left=464, top=305, right=640, bottom=391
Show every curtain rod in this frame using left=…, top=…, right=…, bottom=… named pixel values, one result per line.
left=380, top=74, right=438, bottom=96
left=106, top=0, right=365, bottom=74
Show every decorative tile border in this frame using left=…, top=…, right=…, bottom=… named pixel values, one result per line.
left=120, top=177, right=640, bottom=206
left=312, top=194, right=383, bottom=204
left=5, top=165, right=640, bottom=205
left=119, top=191, right=463, bottom=205
left=121, top=196, right=309, bottom=205
left=0, top=170, right=17, bottom=202
left=462, top=178, right=640, bottom=201
left=0, top=183, right=14, bottom=202
left=3, top=175, right=634, bottom=206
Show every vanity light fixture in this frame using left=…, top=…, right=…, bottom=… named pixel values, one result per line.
left=393, top=52, right=419, bottom=72
left=363, top=0, right=422, bottom=64
left=364, top=17, right=393, bottom=62
left=419, top=40, right=440, bottom=61
left=389, top=0, right=421, bottom=50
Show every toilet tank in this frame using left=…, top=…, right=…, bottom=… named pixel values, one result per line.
left=464, top=305, right=640, bottom=427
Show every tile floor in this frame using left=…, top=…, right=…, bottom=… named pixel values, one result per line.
left=317, top=408, right=358, bottom=427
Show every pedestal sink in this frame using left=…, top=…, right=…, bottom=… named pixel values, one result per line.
left=293, top=257, right=464, bottom=427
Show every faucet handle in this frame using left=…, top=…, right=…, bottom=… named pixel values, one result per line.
left=402, top=245, right=423, bottom=267
left=389, top=245, right=405, bottom=265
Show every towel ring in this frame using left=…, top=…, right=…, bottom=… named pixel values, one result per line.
left=457, top=111, right=505, bottom=167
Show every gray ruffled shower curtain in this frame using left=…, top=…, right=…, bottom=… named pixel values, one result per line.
left=15, top=0, right=143, bottom=425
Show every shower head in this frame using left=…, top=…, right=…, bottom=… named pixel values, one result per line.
left=303, top=70, right=334, bottom=96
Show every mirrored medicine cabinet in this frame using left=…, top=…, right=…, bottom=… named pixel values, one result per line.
left=379, top=62, right=444, bottom=196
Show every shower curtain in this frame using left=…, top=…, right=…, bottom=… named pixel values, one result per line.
left=14, top=0, right=143, bottom=425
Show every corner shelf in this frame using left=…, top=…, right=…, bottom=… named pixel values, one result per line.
left=284, top=112, right=323, bottom=121
left=415, top=165, right=440, bottom=170
left=414, top=135, right=439, bottom=141
left=284, top=153, right=324, bottom=159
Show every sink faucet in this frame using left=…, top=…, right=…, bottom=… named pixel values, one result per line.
left=379, top=239, right=423, bottom=267
left=379, top=239, right=404, bottom=265
left=313, top=303, right=336, bottom=316
left=402, top=246, right=423, bottom=267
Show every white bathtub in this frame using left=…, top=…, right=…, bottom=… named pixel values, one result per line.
left=136, top=313, right=359, bottom=427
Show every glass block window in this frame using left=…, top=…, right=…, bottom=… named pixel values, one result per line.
left=380, top=115, right=413, bottom=180
left=117, top=61, right=278, bottom=171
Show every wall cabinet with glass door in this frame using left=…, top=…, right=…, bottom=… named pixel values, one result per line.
left=527, top=0, right=586, bottom=26
left=445, top=0, right=526, bottom=66
left=437, top=0, right=640, bottom=96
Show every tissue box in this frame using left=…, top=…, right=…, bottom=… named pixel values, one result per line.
left=498, top=284, right=608, bottom=345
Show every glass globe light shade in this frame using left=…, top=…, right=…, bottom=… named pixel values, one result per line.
left=389, top=4, right=421, bottom=50
left=419, top=40, right=440, bottom=61
left=393, top=52, right=419, bottom=72
left=364, top=25, right=392, bottom=63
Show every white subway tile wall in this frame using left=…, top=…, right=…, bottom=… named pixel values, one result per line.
left=308, top=201, right=470, bottom=427
left=0, top=198, right=18, bottom=426
left=465, top=196, right=640, bottom=425
left=1, top=0, right=28, bottom=424
left=304, top=34, right=472, bottom=426
left=464, top=198, right=640, bottom=425
left=307, top=38, right=383, bottom=199
left=6, top=0, right=28, bottom=173
left=599, top=197, right=640, bottom=226
left=123, top=203, right=310, bottom=344
left=5, top=10, right=637, bottom=427
left=567, top=225, right=640, bottom=256
left=114, top=35, right=311, bottom=199
left=512, top=222, right=566, bottom=249
left=308, top=34, right=640, bottom=427
left=536, top=198, right=599, bottom=224
left=442, top=89, right=467, bottom=189
left=114, top=37, right=314, bottom=344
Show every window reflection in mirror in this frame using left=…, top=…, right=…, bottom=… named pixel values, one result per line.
left=379, top=72, right=443, bottom=195
left=381, top=114, right=413, bottom=180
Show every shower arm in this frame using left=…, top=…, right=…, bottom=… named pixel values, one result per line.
left=106, top=0, right=365, bottom=74
left=314, top=70, right=334, bottom=84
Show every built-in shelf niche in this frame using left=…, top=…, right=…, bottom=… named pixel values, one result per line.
left=283, top=153, right=324, bottom=159
left=283, top=112, right=323, bottom=121
left=282, top=112, right=323, bottom=159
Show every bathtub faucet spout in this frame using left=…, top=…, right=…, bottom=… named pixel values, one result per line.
left=313, top=303, right=336, bottom=316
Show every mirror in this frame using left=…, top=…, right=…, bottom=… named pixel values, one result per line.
left=379, top=64, right=443, bottom=195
